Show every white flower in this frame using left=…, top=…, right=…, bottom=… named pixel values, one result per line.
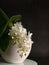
left=8, top=22, right=33, bottom=53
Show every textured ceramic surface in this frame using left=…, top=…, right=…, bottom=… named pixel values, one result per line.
left=1, top=43, right=32, bottom=63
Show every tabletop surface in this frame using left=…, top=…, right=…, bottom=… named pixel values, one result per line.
left=0, top=58, right=37, bottom=65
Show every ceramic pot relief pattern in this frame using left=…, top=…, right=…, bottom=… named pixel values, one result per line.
left=1, top=42, right=32, bottom=63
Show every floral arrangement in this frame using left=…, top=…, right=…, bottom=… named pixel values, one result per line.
left=0, top=8, right=34, bottom=63
left=0, top=8, right=33, bottom=55
left=8, top=22, right=33, bottom=57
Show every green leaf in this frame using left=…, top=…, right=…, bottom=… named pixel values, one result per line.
left=0, top=31, right=11, bottom=51
left=0, top=14, right=22, bottom=51
left=8, top=15, right=22, bottom=28
left=0, top=8, right=9, bottom=38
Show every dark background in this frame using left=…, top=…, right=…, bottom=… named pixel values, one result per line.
left=0, top=0, right=49, bottom=65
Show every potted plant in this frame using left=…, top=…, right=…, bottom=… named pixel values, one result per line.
left=0, top=8, right=33, bottom=63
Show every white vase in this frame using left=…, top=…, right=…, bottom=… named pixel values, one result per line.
left=0, top=42, right=32, bottom=63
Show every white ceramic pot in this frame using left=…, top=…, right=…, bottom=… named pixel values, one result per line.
left=0, top=42, right=32, bottom=63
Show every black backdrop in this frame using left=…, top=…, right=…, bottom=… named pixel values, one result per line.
left=0, top=0, right=49, bottom=65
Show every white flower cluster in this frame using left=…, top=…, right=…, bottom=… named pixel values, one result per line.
left=8, top=22, right=33, bottom=53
